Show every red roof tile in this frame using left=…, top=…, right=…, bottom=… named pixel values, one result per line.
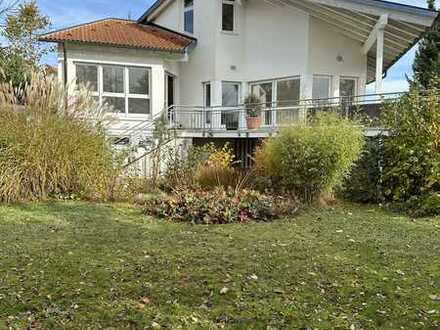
left=39, top=18, right=194, bottom=53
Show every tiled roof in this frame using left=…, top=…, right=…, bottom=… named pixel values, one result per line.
left=39, top=18, right=195, bottom=53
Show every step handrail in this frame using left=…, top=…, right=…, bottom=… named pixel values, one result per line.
left=110, top=105, right=173, bottom=146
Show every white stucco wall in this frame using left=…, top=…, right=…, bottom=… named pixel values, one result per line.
left=308, top=17, right=368, bottom=97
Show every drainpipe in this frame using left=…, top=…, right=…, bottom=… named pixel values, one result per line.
left=62, top=42, right=68, bottom=87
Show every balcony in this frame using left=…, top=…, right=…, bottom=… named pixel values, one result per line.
left=168, top=93, right=402, bottom=138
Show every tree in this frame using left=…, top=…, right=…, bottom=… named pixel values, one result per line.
left=411, top=0, right=440, bottom=89
left=0, top=1, right=52, bottom=87
left=3, top=1, right=51, bottom=66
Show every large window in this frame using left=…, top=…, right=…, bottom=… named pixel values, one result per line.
left=251, top=82, right=273, bottom=125
left=312, top=75, right=332, bottom=100
left=222, top=0, right=235, bottom=32
left=222, top=81, right=240, bottom=129
left=250, top=77, right=301, bottom=125
left=184, top=0, right=194, bottom=34
left=75, top=63, right=151, bottom=115
left=277, top=78, right=301, bottom=107
left=76, top=64, right=98, bottom=92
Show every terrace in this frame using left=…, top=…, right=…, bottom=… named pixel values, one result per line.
left=168, top=92, right=402, bottom=138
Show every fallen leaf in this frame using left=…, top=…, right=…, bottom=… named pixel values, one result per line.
left=220, top=287, right=229, bottom=295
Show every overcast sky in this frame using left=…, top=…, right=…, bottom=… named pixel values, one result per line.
left=36, top=0, right=433, bottom=94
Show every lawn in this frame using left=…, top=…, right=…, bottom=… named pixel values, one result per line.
left=0, top=202, right=439, bottom=329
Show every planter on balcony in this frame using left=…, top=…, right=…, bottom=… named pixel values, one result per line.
left=244, top=94, right=263, bottom=130
left=246, top=116, right=262, bottom=130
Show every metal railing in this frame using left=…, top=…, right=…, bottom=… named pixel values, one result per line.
left=168, top=92, right=404, bottom=133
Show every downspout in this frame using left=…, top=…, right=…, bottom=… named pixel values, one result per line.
left=62, top=42, right=68, bottom=110
left=62, top=42, right=68, bottom=87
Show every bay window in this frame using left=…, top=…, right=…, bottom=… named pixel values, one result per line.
left=75, top=63, right=151, bottom=115
left=184, top=0, right=194, bottom=34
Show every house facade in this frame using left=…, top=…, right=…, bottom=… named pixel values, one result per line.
left=40, top=0, right=438, bottom=171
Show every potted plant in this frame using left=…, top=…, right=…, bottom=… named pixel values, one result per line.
left=244, top=94, right=262, bottom=129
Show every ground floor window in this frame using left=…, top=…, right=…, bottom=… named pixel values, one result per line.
left=75, top=63, right=151, bottom=115
left=221, top=82, right=241, bottom=129
left=250, top=77, right=300, bottom=125
left=312, top=75, right=332, bottom=101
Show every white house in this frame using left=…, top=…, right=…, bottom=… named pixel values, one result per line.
left=40, top=0, right=438, bottom=169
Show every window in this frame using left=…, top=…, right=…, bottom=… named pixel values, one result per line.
left=251, top=82, right=273, bottom=124
left=76, top=64, right=98, bottom=92
left=313, top=75, right=332, bottom=100
left=75, top=63, right=151, bottom=115
left=277, top=78, right=301, bottom=107
left=222, top=82, right=240, bottom=106
left=250, top=77, right=301, bottom=125
left=184, top=0, right=194, bottom=34
left=204, top=82, right=211, bottom=124
left=222, top=0, right=235, bottom=32
left=222, top=82, right=240, bottom=129
left=340, top=77, right=357, bottom=99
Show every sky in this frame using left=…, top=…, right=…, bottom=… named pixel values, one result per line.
left=36, top=0, right=432, bottom=94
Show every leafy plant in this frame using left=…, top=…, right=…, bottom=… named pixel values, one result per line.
left=380, top=84, right=440, bottom=215
left=0, top=71, right=120, bottom=202
left=244, top=94, right=262, bottom=118
left=143, top=188, right=299, bottom=224
left=339, top=137, right=383, bottom=203
left=255, top=112, right=363, bottom=203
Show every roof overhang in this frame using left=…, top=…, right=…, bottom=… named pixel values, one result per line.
left=264, top=0, right=438, bottom=82
left=138, top=0, right=172, bottom=23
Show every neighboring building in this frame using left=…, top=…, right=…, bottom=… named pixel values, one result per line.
left=40, top=0, right=438, bottom=171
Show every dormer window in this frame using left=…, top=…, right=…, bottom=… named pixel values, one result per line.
left=184, top=0, right=194, bottom=34
left=222, top=0, right=235, bottom=32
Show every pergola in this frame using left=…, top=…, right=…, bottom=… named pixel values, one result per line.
left=263, top=0, right=438, bottom=94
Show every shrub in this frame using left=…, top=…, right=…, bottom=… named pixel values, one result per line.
left=380, top=85, right=440, bottom=215
left=194, top=143, right=237, bottom=190
left=143, top=188, right=299, bottom=224
left=339, top=137, right=383, bottom=203
left=255, top=112, right=363, bottom=202
left=0, top=71, right=120, bottom=202
left=163, top=143, right=243, bottom=191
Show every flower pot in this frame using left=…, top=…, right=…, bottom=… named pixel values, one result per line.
left=246, top=116, right=262, bottom=130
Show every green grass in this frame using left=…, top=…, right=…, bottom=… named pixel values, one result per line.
left=0, top=202, right=439, bottom=329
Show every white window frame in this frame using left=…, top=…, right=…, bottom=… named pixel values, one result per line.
left=74, top=62, right=152, bottom=118
left=339, top=76, right=358, bottom=97
left=183, top=0, right=194, bottom=34
left=221, top=0, right=238, bottom=33
left=312, top=74, right=332, bottom=101
left=249, top=76, right=301, bottom=126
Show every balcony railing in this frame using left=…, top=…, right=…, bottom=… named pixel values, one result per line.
left=169, top=92, right=403, bottom=133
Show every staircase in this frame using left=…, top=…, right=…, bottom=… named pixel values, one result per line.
left=108, top=106, right=178, bottom=178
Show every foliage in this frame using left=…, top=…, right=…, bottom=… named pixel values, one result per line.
left=194, top=143, right=238, bottom=190
left=0, top=47, right=30, bottom=88
left=255, top=112, right=363, bottom=202
left=244, top=94, right=262, bottom=117
left=3, top=1, right=51, bottom=65
left=164, top=142, right=243, bottom=192
left=410, top=0, right=440, bottom=89
left=0, top=71, right=120, bottom=202
left=380, top=86, right=440, bottom=215
left=143, top=188, right=298, bottom=224
left=339, top=137, right=383, bottom=203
